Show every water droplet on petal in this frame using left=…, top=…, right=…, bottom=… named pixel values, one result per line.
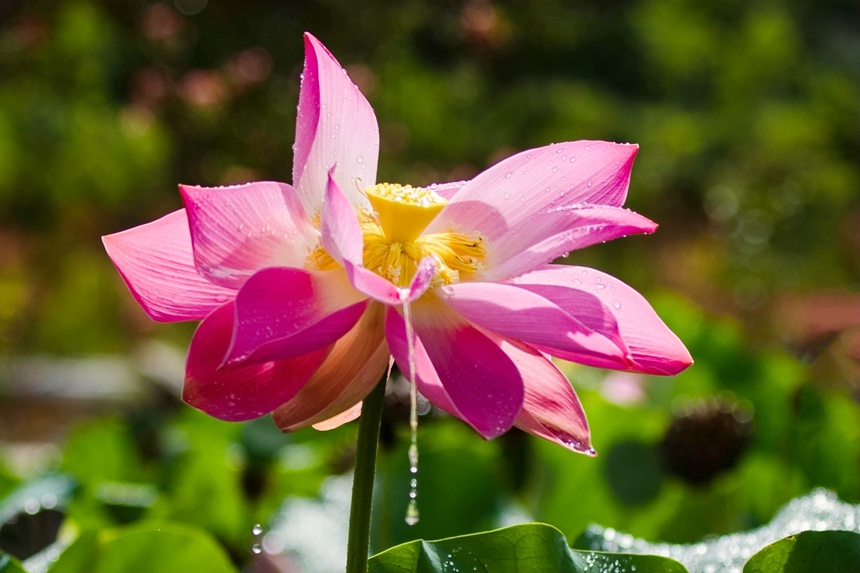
left=504, top=172, right=513, bottom=179
left=613, top=300, right=622, bottom=309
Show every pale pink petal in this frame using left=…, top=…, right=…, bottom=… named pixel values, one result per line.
left=274, top=303, right=389, bottom=431
left=427, top=142, right=639, bottom=275
left=429, top=141, right=637, bottom=232
left=225, top=267, right=367, bottom=365
left=323, top=174, right=434, bottom=304
left=180, top=181, right=315, bottom=290
left=485, top=205, right=657, bottom=281
left=441, top=281, right=631, bottom=369
left=102, top=210, right=234, bottom=322
left=312, top=402, right=362, bottom=431
left=515, top=265, right=693, bottom=375
left=386, top=298, right=524, bottom=439
left=497, top=337, right=593, bottom=454
left=321, top=170, right=364, bottom=265
left=428, top=180, right=467, bottom=200
left=184, top=302, right=329, bottom=421
left=293, top=33, right=379, bottom=215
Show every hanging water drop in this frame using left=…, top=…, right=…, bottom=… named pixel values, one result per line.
left=251, top=523, right=263, bottom=536
left=251, top=544, right=262, bottom=555
left=405, top=499, right=420, bottom=526
left=400, top=292, right=421, bottom=525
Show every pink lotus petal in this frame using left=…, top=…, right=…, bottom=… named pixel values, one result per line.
left=274, top=303, right=389, bottom=431
left=384, top=306, right=465, bottom=420
left=180, top=181, right=315, bottom=289
left=386, top=299, right=524, bottom=439
left=428, top=180, right=467, bottom=200
left=103, top=210, right=234, bottom=322
left=516, top=265, right=693, bottom=374
left=502, top=338, right=594, bottom=454
left=441, top=281, right=631, bottom=369
left=312, top=402, right=363, bottom=431
left=485, top=205, right=657, bottom=281
left=184, top=302, right=329, bottom=421
left=293, top=33, right=379, bottom=215
left=226, top=267, right=367, bottom=365
left=429, top=141, right=637, bottom=235
left=321, top=170, right=364, bottom=265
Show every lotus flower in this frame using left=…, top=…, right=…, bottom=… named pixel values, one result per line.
left=103, top=33, right=691, bottom=453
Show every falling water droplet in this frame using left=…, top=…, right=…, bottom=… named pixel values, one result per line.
left=405, top=499, right=420, bottom=526
left=400, top=293, right=420, bottom=525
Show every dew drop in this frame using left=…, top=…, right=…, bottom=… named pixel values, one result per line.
left=587, top=180, right=593, bottom=188
left=503, top=193, right=510, bottom=199
left=504, top=172, right=512, bottom=179
left=252, top=523, right=263, bottom=536
left=251, top=543, right=262, bottom=555
left=613, top=300, right=622, bottom=309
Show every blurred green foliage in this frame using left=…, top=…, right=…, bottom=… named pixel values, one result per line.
left=0, top=0, right=857, bottom=354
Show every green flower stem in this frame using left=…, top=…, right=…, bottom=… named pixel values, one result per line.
left=346, top=376, right=387, bottom=573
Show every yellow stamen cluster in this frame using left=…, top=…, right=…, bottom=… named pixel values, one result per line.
left=308, top=183, right=487, bottom=290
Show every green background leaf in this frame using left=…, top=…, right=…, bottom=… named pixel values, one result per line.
left=369, top=523, right=689, bottom=573
left=743, top=531, right=860, bottom=573
left=48, top=522, right=237, bottom=573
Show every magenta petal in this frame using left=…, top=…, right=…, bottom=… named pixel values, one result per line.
left=293, top=33, right=379, bottom=215
left=184, top=302, right=328, bottom=421
left=102, top=210, right=234, bottom=322
left=516, top=265, right=693, bottom=375
left=503, top=339, right=593, bottom=454
left=226, top=267, right=366, bottom=365
left=275, top=303, right=389, bottom=431
left=387, top=300, right=524, bottom=439
left=406, top=256, right=437, bottom=301
left=180, top=181, right=314, bottom=289
left=486, top=205, right=657, bottom=281
left=441, top=281, right=631, bottom=370
left=384, top=307, right=466, bottom=422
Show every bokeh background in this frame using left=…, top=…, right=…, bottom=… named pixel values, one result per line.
left=0, top=0, right=857, bottom=571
